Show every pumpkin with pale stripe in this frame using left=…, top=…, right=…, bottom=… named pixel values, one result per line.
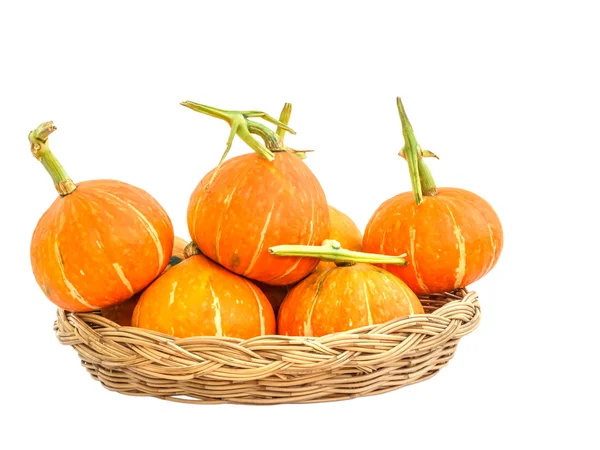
left=132, top=250, right=276, bottom=339
left=362, top=98, right=503, bottom=295
left=271, top=240, right=423, bottom=337
left=28, top=122, right=174, bottom=312
left=182, top=102, right=330, bottom=286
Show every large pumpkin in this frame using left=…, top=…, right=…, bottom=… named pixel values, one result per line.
left=271, top=240, right=423, bottom=337
left=363, top=98, right=503, bottom=294
left=132, top=245, right=276, bottom=339
left=182, top=101, right=330, bottom=286
left=28, top=122, right=174, bottom=312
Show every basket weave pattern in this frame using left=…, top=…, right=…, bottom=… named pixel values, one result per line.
left=54, top=289, right=480, bottom=405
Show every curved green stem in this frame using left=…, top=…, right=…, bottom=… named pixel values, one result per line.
left=28, top=121, right=77, bottom=196
left=269, top=239, right=407, bottom=266
left=396, top=97, right=437, bottom=205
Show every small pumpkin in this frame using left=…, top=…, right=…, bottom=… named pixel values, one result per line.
left=253, top=281, right=293, bottom=317
left=328, top=206, right=362, bottom=252
left=362, top=98, right=503, bottom=295
left=318, top=205, right=363, bottom=272
left=182, top=102, right=330, bottom=286
left=270, top=240, right=423, bottom=337
left=28, top=122, right=174, bottom=312
left=132, top=244, right=276, bottom=339
left=101, top=236, right=188, bottom=326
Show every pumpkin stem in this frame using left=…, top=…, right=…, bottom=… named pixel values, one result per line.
left=181, top=101, right=299, bottom=188
left=183, top=241, right=202, bottom=259
left=269, top=239, right=408, bottom=266
left=276, top=103, right=293, bottom=142
left=28, top=122, right=77, bottom=196
left=396, top=97, right=438, bottom=205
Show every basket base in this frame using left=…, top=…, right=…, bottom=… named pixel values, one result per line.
left=56, top=289, right=480, bottom=405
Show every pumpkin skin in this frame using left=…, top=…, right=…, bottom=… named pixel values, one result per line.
left=101, top=237, right=188, bottom=326
left=363, top=187, right=503, bottom=295
left=187, top=152, right=330, bottom=286
left=328, top=206, right=362, bottom=252
left=132, top=254, right=276, bottom=339
left=278, top=263, right=423, bottom=337
left=31, top=180, right=174, bottom=312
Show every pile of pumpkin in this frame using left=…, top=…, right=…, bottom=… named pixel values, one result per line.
left=28, top=98, right=503, bottom=339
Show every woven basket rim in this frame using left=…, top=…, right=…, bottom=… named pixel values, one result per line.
left=55, top=288, right=477, bottom=344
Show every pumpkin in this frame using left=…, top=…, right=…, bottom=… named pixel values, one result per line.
left=362, top=98, right=503, bottom=295
left=253, top=281, right=293, bottom=317
left=271, top=240, right=423, bottom=337
left=328, top=206, right=362, bottom=252
left=318, top=205, right=363, bottom=271
left=100, top=294, right=141, bottom=327
left=182, top=101, right=330, bottom=285
left=256, top=205, right=362, bottom=312
left=28, top=122, right=174, bottom=312
left=101, top=236, right=188, bottom=326
left=132, top=243, right=276, bottom=339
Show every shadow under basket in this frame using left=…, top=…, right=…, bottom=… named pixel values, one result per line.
left=54, top=289, right=480, bottom=405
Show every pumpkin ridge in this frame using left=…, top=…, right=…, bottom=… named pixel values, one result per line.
left=304, top=268, right=335, bottom=336
left=244, top=201, right=276, bottom=277
left=440, top=191, right=497, bottom=284
left=243, top=279, right=266, bottom=335
left=98, top=190, right=164, bottom=277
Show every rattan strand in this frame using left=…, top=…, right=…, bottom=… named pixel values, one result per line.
left=54, top=289, right=480, bottom=405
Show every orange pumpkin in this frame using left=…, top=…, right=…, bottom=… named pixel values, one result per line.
left=28, top=122, right=174, bottom=312
left=317, top=205, right=363, bottom=271
left=101, top=236, right=188, bottom=326
left=328, top=206, right=362, bottom=252
left=182, top=102, right=330, bottom=286
left=271, top=240, right=423, bottom=337
left=363, top=98, right=503, bottom=295
left=132, top=245, right=276, bottom=339
left=253, top=281, right=293, bottom=317
left=100, top=294, right=141, bottom=327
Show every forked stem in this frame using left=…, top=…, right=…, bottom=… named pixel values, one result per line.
left=181, top=101, right=297, bottom=188
left=28, top=121, right=77, bottom=196
left=269, top=239, right=407, bottom=266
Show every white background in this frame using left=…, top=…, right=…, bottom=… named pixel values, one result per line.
left=1, top=1, right=598, bottom=449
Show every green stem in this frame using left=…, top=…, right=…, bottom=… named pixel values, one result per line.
left=28, top=122, right=77, bottom=196
left=273, top=102, right=311, bottom=159
left=181, top=101, right=298, bottom=188
left=269, top=239, right=407, bottom=266
left=396, top=97, right=437, bottom=205
left=180, top=101, right=296, bottom=160
left=276, top=103, right=292, bottom=142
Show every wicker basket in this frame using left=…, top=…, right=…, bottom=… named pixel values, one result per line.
left=54, top=288, right=480, bottom=405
